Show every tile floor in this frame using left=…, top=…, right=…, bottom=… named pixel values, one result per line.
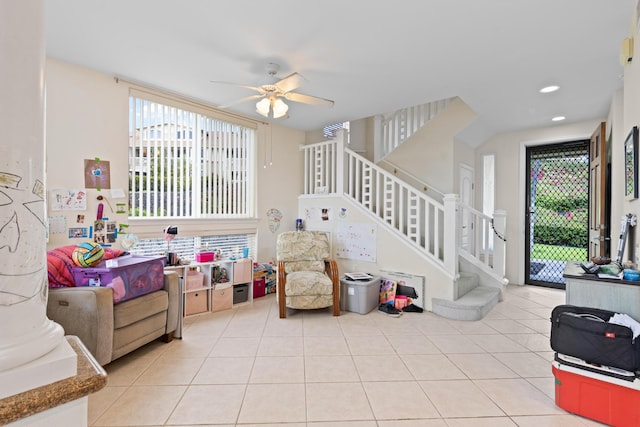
left=88, top=284, right=604, bottom=426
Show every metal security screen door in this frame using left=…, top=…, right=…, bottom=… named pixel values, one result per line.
left=525, top=141, right=589, bottom=288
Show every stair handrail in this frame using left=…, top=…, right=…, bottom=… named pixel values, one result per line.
left=374, top=97, right=454, bottom=162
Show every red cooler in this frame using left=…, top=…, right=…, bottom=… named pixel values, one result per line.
left=553, top=361, right=640, bottom=426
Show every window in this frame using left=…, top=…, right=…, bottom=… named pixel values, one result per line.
left=129, top=95, right=256, bottom=219
left=323, top=122, right=350, bottom=141
left=129, top=233, right=256, bottom=262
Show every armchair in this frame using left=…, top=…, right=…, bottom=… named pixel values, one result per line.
left=276, top=231, right=340, bottom=318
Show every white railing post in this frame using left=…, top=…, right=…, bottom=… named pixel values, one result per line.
left=335, top=129, right=345, bottom=195
left=443, top=194, right=459, bottom=277
left=373, top=115, right=383, bottom=163
left=492, top=209, right=507, bottom=279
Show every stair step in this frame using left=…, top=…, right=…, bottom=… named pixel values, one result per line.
left=456, top=272, right=478, bottom=299
left=432, top=285, right=501, bottom=321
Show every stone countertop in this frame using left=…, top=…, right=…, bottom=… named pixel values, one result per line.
left=563, top=261, right=640, bottom=287
left=0, top=336, right=107, bottom=425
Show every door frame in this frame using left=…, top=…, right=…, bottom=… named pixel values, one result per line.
left=517, top=135, right=592, bottom=284
left=459, top=163, right=475, bottom=252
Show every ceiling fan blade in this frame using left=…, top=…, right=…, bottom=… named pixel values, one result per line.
left=210, top=80, right=265, bottom=94
left=283, top=92, right=335, bottom=108
left=274, top=72, right=304, bottom=93
left=218, top=94, right=264, bottom=109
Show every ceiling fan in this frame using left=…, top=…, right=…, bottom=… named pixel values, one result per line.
left=212, top=63, right=334, bottom=119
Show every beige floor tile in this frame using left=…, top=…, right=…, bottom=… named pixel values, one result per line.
left=446, top=319, right=499, bottom=334
left=192, top=356, right=254, bottom=384
left=493, top=352, right=553, bottom=378
left=262, top=315, right=303, bottom=336
left=444, top=416, right=517, bottom=426
left=257, top=335, right=304, bottom=356
left=420, top=379, right=505, bottom=418
left=305, top=355, right=360, bottom=382
left=133, top=355, right=204, bottom=385
left=310, top=422, right=378, bottom=427
left=526, top=377, right=555, bottom=399
left=386, top=334, right=442, bottom=354
left=401, top=354, right=466, bottom=380
left=304, top=335, right=350, bottom=355
left=87, top=386, right=126, bottom=425
left=483, top=319, right=537, bottom=334
left=504, top=333, right=553, bottom=352
left=413, top=318, right=462, bottom=335
left=250, top=355, right=305, bottom=383
left=378, top=420, right=448, bottom=427
left=467, top=334, right=529, bottom=353
left=427, top=335, right=485, bottom=354
left=93, top=385, right=186, bottom=426
left=364, top=381, right=440, bottom=419
left=86, top=284, right=580, bottom=426
left=306, top=382, right=374, bottom=422
left=346, top=335, right=395, bottom=355
left=474, top=378, right=565, bottom=416
left=510, top=414, right=599, bottom=426
left=340, top=322, right=385, bottom=337
left=238, top=383, right=306, bottom=424
left=447, top=353, right=518, bottom=379
left=167, top=384, right=245, bottom=425
left=303, top=315, right=344, bottom=336
left=163, top=335, right=218, bottom=358
left=515, top=318, right=554, bottom=333
left=354, top=354, right=414, bottom=381
left=104, top=355, right=158, bottom=386
left=209, top=336, right=260, bottom=357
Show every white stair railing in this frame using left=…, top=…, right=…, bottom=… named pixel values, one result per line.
left=299, top=130, right=506, bottom=282
left=374, top=98, right=454, bottom=162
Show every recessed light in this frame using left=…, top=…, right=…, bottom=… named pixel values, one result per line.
left=540, top=85, right=560, bottom=93
left=552, top=116, right=566, bottom=122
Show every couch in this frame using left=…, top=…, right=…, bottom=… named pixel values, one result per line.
left=47, top=270, right=180, bottom=366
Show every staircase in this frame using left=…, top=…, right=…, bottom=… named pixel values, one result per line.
left=299, top=101, right=507, bottom=320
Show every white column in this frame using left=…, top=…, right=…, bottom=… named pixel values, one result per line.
left=0, top=0, right=65, bottom=372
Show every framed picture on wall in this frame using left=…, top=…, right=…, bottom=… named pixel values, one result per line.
left=624, top=126, right=639, bottom=200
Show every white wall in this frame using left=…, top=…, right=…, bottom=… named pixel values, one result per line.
left=45, top=58, right=305, bottom=262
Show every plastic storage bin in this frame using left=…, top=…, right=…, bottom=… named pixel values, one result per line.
left=233, top=283, right=249, bottom=304
left=340, top=275, right=380, bottom=314
left=253, top=277, right=266, bottom=298
left=72, top=255, right=165, bottom=304
left=552, top=361, right=640, bottom=426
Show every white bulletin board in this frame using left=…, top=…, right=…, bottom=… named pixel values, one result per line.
left=335, top=222, right=377, bottom=262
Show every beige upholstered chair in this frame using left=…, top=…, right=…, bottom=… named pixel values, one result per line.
left=276, top=231, right=340, bottom=318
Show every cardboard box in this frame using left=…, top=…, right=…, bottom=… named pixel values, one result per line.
left=212, top=283, right=232, bottom=312
left=185, top=271, right=204, bottom=290
left=185, top=291, right=208, bottom=315
left=553, top=361, right=640, bottom=427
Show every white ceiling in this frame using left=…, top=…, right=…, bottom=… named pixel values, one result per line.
left=45, top=0, right=634, bottom=145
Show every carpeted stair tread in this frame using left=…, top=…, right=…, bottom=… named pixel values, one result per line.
left=432, top=285, right=501, bottom=321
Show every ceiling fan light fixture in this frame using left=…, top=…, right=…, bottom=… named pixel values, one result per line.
left=272, top=98, right=289, bottom=118
left=256, top=98, right=271, bottom=117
